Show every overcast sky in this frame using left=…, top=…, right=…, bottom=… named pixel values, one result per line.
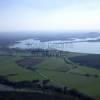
left=0, top=0, right=100, bottom=32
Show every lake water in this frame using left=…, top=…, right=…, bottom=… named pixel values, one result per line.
left=10, top=38, right=100, bottom=54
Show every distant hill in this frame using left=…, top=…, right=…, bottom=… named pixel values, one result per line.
left=0, top=32, right=100, bottom=46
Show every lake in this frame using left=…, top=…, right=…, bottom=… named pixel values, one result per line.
left=10, top=38, right=100, bottom=54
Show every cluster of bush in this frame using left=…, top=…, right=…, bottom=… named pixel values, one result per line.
left=69, top=54, right=100, bottom=69
left=0, top=76, right=94, bottom=100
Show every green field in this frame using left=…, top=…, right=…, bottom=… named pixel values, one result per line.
left=0, top=54, right=100, bottom=100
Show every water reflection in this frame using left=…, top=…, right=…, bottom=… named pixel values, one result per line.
left=10, top=39, right=100, bottom=54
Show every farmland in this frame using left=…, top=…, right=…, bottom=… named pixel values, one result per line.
left=0, top=51, right=100, bottom=100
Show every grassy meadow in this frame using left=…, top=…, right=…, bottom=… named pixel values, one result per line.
left=0, top=53, right=100, bottom=100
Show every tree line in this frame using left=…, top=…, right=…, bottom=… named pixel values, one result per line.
left=0, top=76, right=94, bottom=100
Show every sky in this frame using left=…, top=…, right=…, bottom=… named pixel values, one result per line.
left=0, top=0, right=100, bottom=32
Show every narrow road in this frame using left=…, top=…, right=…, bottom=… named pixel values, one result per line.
left=36, top=70, right=48, bottom=79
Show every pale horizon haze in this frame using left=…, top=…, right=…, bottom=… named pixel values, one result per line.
left=0, top=0, right=100, bottom=32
